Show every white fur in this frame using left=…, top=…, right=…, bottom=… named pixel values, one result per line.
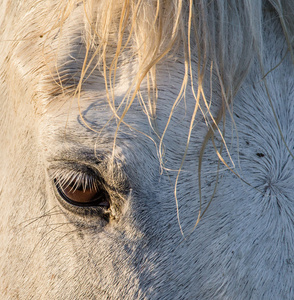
left=0, top=1, right=294, bottom=299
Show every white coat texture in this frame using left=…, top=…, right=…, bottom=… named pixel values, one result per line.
left=0, top=1, right=294, bottom=299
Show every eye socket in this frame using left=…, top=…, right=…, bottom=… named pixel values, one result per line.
left=54, top=177, right=110, bottom=208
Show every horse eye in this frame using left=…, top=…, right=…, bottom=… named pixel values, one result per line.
left=54, top=178, right=110, bottom=208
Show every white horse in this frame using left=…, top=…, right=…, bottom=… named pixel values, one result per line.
left=1, top=0, right=294, bottom=299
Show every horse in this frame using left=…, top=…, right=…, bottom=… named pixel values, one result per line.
left=1, top=0, right=294, bottom=299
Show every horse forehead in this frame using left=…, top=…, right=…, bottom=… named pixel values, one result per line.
left=38, top=2, right=294, bottom=207
left=42, top=60, right=193, bottom=137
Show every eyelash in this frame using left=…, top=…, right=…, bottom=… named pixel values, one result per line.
left=50, top=168, right=98, bottom=192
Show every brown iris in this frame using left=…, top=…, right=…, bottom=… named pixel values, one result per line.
left=55, top=178, right=110, bottom=208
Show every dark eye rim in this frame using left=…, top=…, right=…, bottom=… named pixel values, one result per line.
left=54, top=179, right=110, bottom=208
left=52, top=179, right=111, bottom=220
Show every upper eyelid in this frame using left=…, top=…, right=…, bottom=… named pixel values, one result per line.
left=48, top=153, right=129, bottom=192
left=49, top=167, right=100, bottom=192
left=47, top=149, right=107, bottom=166
left=48, top=159, right=101, bottom=175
